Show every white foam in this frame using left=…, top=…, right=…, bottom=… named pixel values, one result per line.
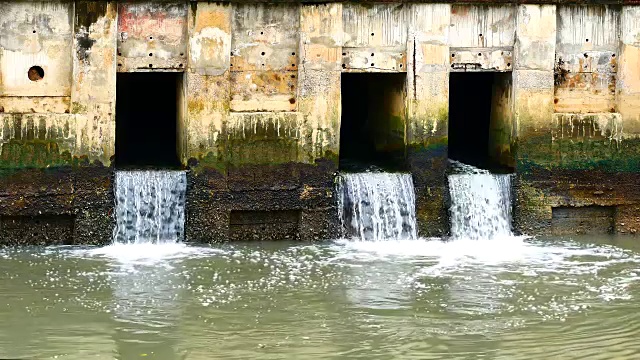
left=75, top=243, right=222, bottom=266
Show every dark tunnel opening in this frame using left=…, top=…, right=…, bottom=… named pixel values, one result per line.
left=448, top=72, right=513, bottom=172
left=339, top=73, right=407, bottom=172
left=115, top=72, right=182, bottom=169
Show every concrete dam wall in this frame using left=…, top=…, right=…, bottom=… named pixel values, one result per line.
left=1, top=1, right=640, bottom=244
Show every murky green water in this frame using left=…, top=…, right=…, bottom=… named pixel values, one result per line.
left=1, top=236, right=640, bottom=359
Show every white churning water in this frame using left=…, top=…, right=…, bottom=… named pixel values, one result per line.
left=336, top=172, right=417, bottom=241
left=113, top=170, right=187, bottom=244
left=448, top=161, right=513, bottom=240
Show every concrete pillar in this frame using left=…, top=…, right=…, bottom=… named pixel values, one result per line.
left=615, top=6, right=640, bottom=234
left=69, top=2, right=118, bottom=242
left=184, top=2, right=231, bottom=169
left=297, top=3, right=342, bottom=240
left=406, top=4, right=450, bottom=237
left=298, top=3, right=342, bottom=164
left=184, top=2, right=232, bottom=240
left=71, top=1, right=117, bottom=166
left=512, top=4, right=557, bottom=233
left=618, top=6, right=640, bottom=134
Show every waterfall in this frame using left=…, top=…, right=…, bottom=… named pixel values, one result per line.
left=113, top=171, right=187, bottom=244
left=448, top=161, right=513, bottom=240
left=336, top=172, right=417, bottom=241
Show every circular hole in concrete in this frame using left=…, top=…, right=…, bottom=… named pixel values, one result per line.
left=180, top=53, right=184, bottom=56
left=507, top=63, right=511, bottom=67
left=261, top=52, right=265, bottom=56
left=149, top=36, right=153, bottom=40
left=292, top=52, right=295, bottom=56
left=452, top=53, right=455, bottom=57
left=612, top=54, right=616, bottom=57
left=149, top=64, right=153, bottom=68
left=260, top=31, right=264, bottom=35
left=479, top=33, right=483, bottom=37
left=478, top=53, right=482, bottom=56
left=400, top=64, right=403, bottom=68
left=292, top=64, right=295, bottom=67
left=371, top=33, right=374, bottom=36
left=342, top=64, right=346, bottom=68
left=586, top=38, right=589, bottom=42
left=371, top=53, right=374, bottom=56
left=289, top=98, right=296, bottom=104
left=28, top=66, right=44, bottom=81
left=584, top=53, right=588, bottom=58
left=291, top=74, right=295, bottom=78
left=149, top=53, right=153, bottom=57
left=118, top=52, right=122, bottom=56
left=179, top=64, right=183, bottom=67
left=371, top=63, right=374, bottom=66
left=118, top=63, right=122, bottom=67
left=32, top=30, right=36, bottom=34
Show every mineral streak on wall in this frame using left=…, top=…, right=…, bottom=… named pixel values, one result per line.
left=1, top=1, right=640, bottom=244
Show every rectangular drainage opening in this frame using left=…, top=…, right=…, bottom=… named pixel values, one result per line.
left=449, top=72, right=514, bottom=172
left=551, top=206, right=615, bottom=235
left=0, top=215, right=75, bottom=245
left=229, top=210, right=301, bottom=241
left=339, top=73, right=407, bottom=172
left=115, top=72, right=183, bottom=169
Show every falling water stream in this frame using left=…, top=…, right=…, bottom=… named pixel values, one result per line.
left=448, top=161, right=513, bottom=239
left=336, top=172, right=417, bottom=241
left=113, top=170, right=187, bottom=244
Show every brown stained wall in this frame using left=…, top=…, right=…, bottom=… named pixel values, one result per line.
left=3, top=1, right=640, bottom=243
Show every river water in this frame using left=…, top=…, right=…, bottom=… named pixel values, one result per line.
left=1, top=236, right=640, bottom=359
left=2, top=168, right=640, bottom=359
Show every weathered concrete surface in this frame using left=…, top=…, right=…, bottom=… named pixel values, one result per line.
left=0, top=2, right=115, bottom=245
left=117, top=2, right=188, bottom=72
left=4, top=2, right=640, bottom=243
left=514, top=4, right=640, bottom=236
left=184, top=3, right=341, bottom=242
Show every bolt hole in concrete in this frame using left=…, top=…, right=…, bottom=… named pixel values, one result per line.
left=28, top=66, right=44, bottom=81
left=339, top=73, right=407, bottom=172
left=149, top=53, right=153, bottom=57
left=261, top=52, right=265, bottom=56
left=449, top=72, right=514, bottom=173
left=115, top=72, right=182, bottom=169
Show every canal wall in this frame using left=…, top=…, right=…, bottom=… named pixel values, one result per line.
left=1, top=1, right=640, bottom=243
